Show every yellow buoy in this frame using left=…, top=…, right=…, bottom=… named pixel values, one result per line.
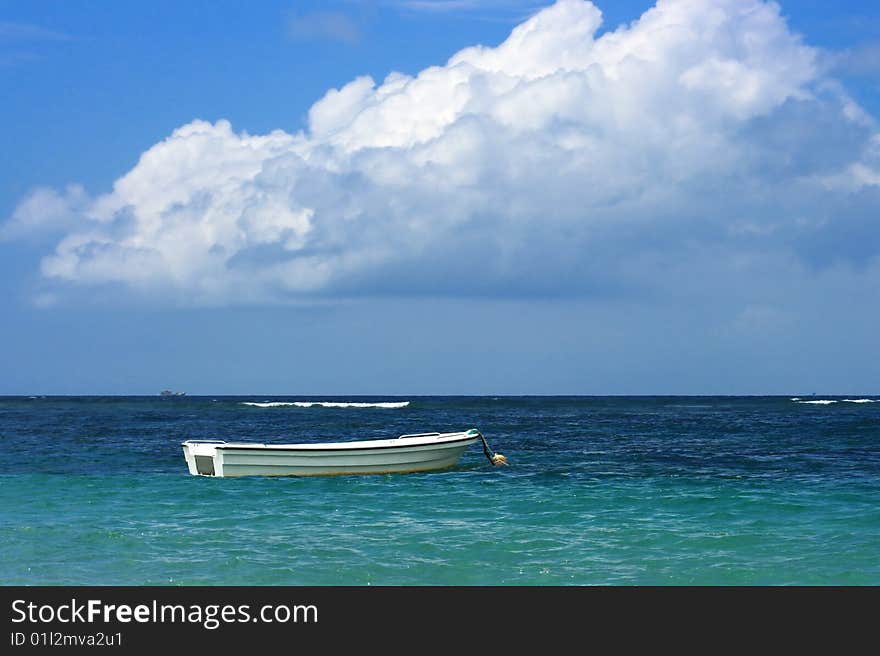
left=474, top=429, right=509, bottom=467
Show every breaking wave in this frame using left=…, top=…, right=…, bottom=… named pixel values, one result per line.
left=241, top=401, right=410, bottom=409
left=793, top=398, right=877, bottom=405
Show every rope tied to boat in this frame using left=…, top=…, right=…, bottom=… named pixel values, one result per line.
left=472, top=429, right=507, bottom=466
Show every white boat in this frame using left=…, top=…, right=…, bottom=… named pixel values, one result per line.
left=182, top=428, right=506, bottom=477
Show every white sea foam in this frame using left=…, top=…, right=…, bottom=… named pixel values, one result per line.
left=790, top=397, right=800, bottom=401
left=795, top=400, right=837, bottom=405
left=842, top=399, right=878, bottom=403
left=295, top=401, right=410, bottom=409
left=242, top=401, right=410, bottom=409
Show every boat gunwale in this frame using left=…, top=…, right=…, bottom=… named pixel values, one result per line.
left=182, top=431, right=479, bottom=453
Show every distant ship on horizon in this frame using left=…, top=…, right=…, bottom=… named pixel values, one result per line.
left=159, top=390, right=186, bottom=397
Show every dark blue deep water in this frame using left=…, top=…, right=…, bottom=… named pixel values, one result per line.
left=1, top=396, right=879, bottom=585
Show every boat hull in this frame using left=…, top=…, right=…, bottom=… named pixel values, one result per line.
left=182, top=431, right=480, bottom=477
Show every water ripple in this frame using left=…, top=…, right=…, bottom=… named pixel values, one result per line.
left=1, top=396, right=879, bottom=584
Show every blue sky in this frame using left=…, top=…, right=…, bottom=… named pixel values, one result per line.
left=1, top=0, right=879, bottom=394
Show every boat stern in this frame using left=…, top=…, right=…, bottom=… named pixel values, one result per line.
left=182, top=440, right=226, bottom=476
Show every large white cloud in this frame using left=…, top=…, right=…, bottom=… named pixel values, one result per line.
left=6, top=0, right=880, bottom=304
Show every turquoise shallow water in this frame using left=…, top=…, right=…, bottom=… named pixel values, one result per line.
left=1, top=396, right=879, bottom=585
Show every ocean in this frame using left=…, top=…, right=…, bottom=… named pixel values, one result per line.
left=1, top=395, right=878, bottom=585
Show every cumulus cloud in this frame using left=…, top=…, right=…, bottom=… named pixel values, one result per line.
left=0, top=185, right=89, bottom=241
left=5, top=0, right=880, bottom=305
